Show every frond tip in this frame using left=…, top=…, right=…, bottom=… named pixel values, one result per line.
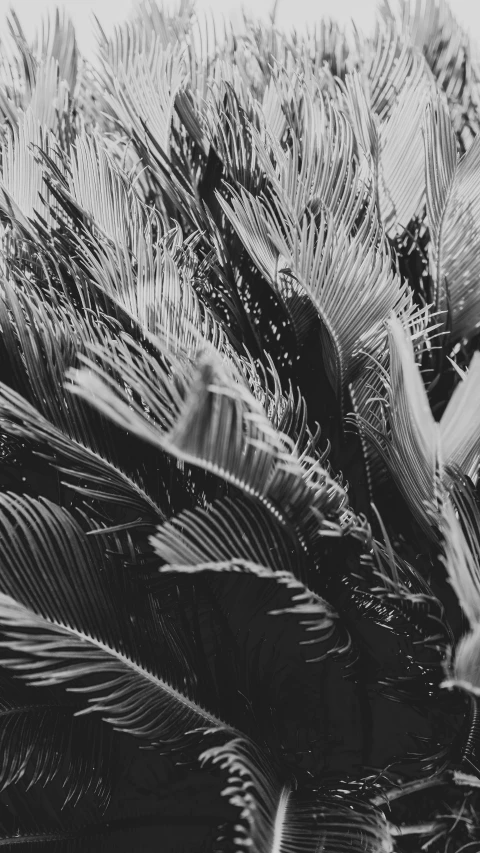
left=157, top=558, right=351, bottom=663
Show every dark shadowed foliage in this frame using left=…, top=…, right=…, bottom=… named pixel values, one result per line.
left=0, top=0, right=479, bottom=850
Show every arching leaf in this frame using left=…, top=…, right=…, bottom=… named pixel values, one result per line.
left=69, top=337, right=363, bottom=542
left=158, top=559, right=349, bottom=664
left=0, top=493, right=232, bottom=745
left=200, top=736, right=393, bottom=852
left=0, top=672, right=114, bottom=809
left=424, top=93, right=480, bottom=338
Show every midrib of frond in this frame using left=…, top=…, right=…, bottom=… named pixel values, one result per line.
left=271, top=786, right=290, bottom=853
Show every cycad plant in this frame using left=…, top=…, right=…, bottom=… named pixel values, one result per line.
left=1, top=0, right=480, bottom=849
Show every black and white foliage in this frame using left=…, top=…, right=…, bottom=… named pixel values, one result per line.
left=0, top=1, right=479, bottom=850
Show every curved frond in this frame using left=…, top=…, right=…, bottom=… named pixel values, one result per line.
left=0, top=383, right=163, bottom=521
left=0, top=108, right=60, bottom=227
left=378, top=68, right=430, bottom=235
left=0, top=672, right=114, bottom=809
left=65, top=130, right=146, bottom=247
left=424, top=93, right=480, bottom=338
left=439, top=353, right=480, bottom=479
left=34, top=7, right=78, bottom=93
left=217, top=182, right=412, bottom=395
left=383, top=0, right=472, bottom=109
left=358, top=314, right=441, bottom=535
left=69, top=337, right=363, bottom=541
left=344, top=64, right=430, bottom=237
left=200, top=737, right=393, bottom=852
left=0, top=593, right=230, bottom=743
left=0, top=492, right=233, bottom=744
left=362, top=19, right=425, bottom=121
left=358, top=313, right=480, bottom=529
left=158, top=559, right=349, bottom=664
left=440, top=493, right=480, bottom=628
left=99, top=36, right=186, bottom=160
left=150, top=496, right=302, bottom=571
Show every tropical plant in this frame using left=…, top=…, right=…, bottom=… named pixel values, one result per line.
left=0, top=0, right=480, bottom=850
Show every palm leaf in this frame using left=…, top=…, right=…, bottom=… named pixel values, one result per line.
left=0, top=383, right=163, bottom=522
left=383, top=0, right=471, bottom=108
left=216, top=173, right=415, bottom=397
left=423, top=92, right=480, bottom=338
left=0, top=672, right=114, bottom=809
left=159, top=559, right=349, bottom=664
left=99, top=39, right=186, bottom=159
left=439, top=354, right=480, bottom=479
left=68, top=337, right=363, bottom=541
left=0, top=492, right=234, bottom=744
left=360, top=18, right=425, bottom=121
left=366, top=314, right=441, bottom=534
left=34, top=7, right=78, bottom=94
left=440, top=490, right=480, bottom=699
left=0, top=275, right=167, bottom=521
left=64, top=130, right=146, bottom=247
left=0, top=594, right=231, bottom=743
left=200, top=736, right=393, bottom=852
left=440, top=485, right=480, bottom=628
left=378, top=69, right=430, bottom=235
left=151, top=494, right=351, bottom=660
left=344, top=64, right=430, bottom=237
left=0, top=109, right=59, bottom=227
left=150, top=495, right=304, bottom=575
left=358, top=314, right=480, bottom=535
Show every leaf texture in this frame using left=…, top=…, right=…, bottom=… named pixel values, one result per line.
left=0, top=493, right=232, bottom=744
left=200, top=737, right=393, bottom=853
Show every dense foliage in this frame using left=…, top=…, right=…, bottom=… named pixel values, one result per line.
left=0, top=0, right=480, bottom=849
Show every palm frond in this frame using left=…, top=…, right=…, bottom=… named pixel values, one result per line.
left=378, top=68, right=430, bottom=235
left=0, top=382, right=163, bottom=521
left=217, top=181, right=413, bottom=396
left=68, top=336, right=363, bottom=541
left=344, top=63, right=430, bottom=237
left=64, top=130, right=146, bottom=247
left=423, top=91, right=480, bottom=338
left=439, top=354, right=480, bottom=479
left=0, top=592, right=232, bottom=744
left=159, top=559, right=349, bottom=664
left=366, top=318, right=480, bottom=533
left=440, top=490, right=480, bottom=628
left=360, top=17, right=426, bottom=121
left=357, top=314, right=480, bottom=534
left=200, top=736, right=393, bottom=852
left=0, top=492, right=234, bottom=744
left=34, top=7, right=78, bottom=94
left=150, top=495, right=303, bottom=572
left=440, top=493, right=480, bottom=699
left=0, top=672, right=114, bottom=809
left=384, top=0, right=471, bottom=109
left=0, top=108, right=59, bottom=227
left=360, top=314, right=441, bottom=534
left=99, top=36, right=186, bottom=162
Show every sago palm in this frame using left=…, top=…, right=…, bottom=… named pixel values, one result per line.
left=0, top=0, right=479, bottom=850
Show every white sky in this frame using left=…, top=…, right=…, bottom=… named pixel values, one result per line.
left=1, top=0, right=480, bottom=60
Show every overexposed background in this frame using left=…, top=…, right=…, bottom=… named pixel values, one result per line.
left=0, top=0, right=479, bottom=61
